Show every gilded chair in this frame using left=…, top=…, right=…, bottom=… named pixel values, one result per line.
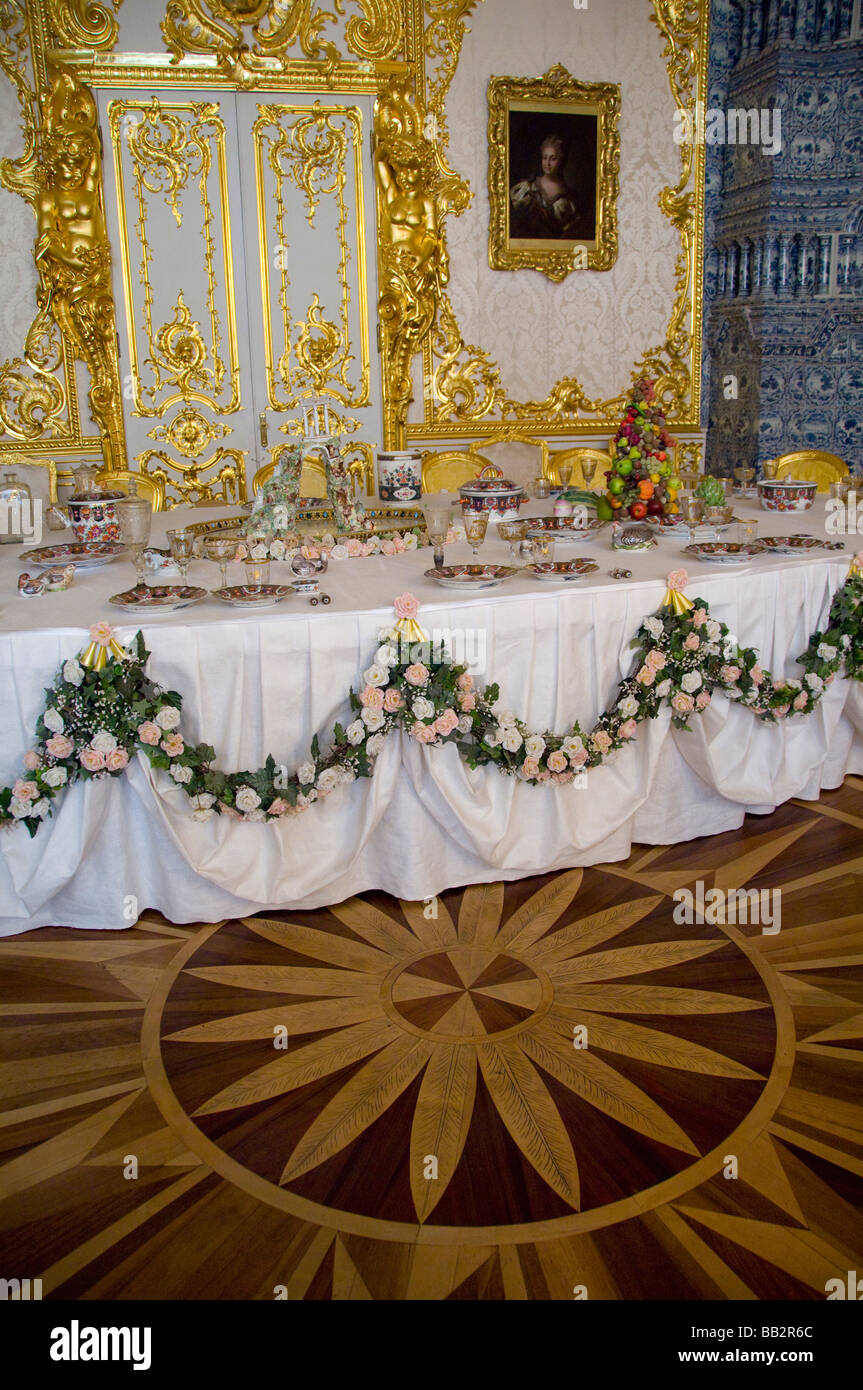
left=774, top=450, right=848, bottom=493
left=96, top=469, right=165, bottom=511
left=545, top=445, right=612, bottom=488
left=421, top=450, right=492, bottom=493
left=468, top=429, right=547, bottom=483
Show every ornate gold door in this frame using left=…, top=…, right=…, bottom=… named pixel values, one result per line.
left=97, top=89, right=380, bottom=505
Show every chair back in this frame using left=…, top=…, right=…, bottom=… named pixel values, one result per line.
left=774, top=451, right=848, bottom=493
left=545, top=446, right=611, bottom=488
left=96, top=469, right=165, bottom=511
left=421, top=450, right=492, bottom=493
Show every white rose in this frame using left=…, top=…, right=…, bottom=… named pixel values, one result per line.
left=483, top=727, right=502, bottom=747
left=63, top=659, right=84, bottom=687
left=43, top=765, right=68, bottom=787
left=244, top=808, right=266, bottom=822
left=502, top=727, right=523, bottom=753
left=346, top=720, right=366, bottom=745
left=192, top=808, right=215, bottom=822
left=841, top=634, right=851, bottom=649
left=376, top=644, right=398, bottom=667
left=361, top=707, right=385, bottom=731
left=363, top=663, right=389, bottom=688
left=297, top=789, right=318, bottom=807
left=644, top=616, right=663, bottom=640
left=497, top=710, right=518, bottom=728
left=43, top=707, right=64, bottom=734
left=457, top=714, right=473, bottom=734
left=378, top=626, right=399, bottom=643
left=705, top=619, right=721, bottom=640
left=170, top=763, right=193, bottom=784
left=156, top=706, right=181, bottom=731
left=32, top=798, right=51, bottom=819
left=403, top=533, right=418, bottom=551
left=10, top=797, right=31, bottom=819
left=269, top=539, right=286, bottom=560
left=412, top=697, right=435, bottom=721
left=805, top=672, right=824, bottom=691
left=817, top=643, right=837, bottom=661
left=366, top=535, right=381, bottom=554
left=250, top=543, right=269, bottom=561
left=190, top=792, right=215, bottom=810
left=331, top=544, right=349, bottom=560
left=525, top=734, right=546, bottom=758
left=317, top=767, right=341, bottom=793
left=562, top=735, right=584, bottom=757
left=91, top=729, right=118, bottom=755
left=235, top=784, right=261, bottom=812
left=681, top=670, right=702, bottom=693
left=338, top=766, right=356, bottom=784
left=655, top=679, right=672, bottom=697
left=297, top=761, right=316, bottom=785
left=617, top=696, right=639, bottom=719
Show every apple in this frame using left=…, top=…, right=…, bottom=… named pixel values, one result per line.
left=608, top=476, right=624, bottom=495
left=646, top=498, right=664, bottom=516
left=617, top=459, right=633, bottom=476
left=629, top=501, right=647, bottom=519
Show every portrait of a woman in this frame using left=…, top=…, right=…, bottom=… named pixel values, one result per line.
left=507, top=115, right=597, bottom=244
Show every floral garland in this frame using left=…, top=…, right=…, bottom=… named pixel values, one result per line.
left=3, top=563, right=863, bottom=838
left=239, top=525, right=464, bottom=565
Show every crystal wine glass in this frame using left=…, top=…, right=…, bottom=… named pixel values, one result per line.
left=464, top=509, right=489, bottom=559
left=557, top=462, right=573, bottom=489
left=204, top=535, right=238, bottom=590
left=116, top=495, right=152, bottom=591
left=497, top=518, right=528, bottom=561
left=681, top=495, right=704, bottom=548
left=422, top=494, right=453, bottom=570
left=580, top=459, right=598, bottom=489
left=167, top=527, right=196, bottom=584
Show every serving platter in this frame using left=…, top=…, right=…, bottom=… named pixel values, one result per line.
left=526, top=516, right=607, bottom=542
left=683, top=541, right=764, bottom=565
left=424, top=564, right=516, bottom=590
left=22, top=541, right=124, bottom=571
left=524, top=559, right=600, bottom=582
left=757, top=535, right=821, bottom=555
left=109, top=584, right=207, bottom=612
left=212, top=584, right=294, bottom=608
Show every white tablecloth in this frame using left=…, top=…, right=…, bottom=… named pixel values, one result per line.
left=1, top=500, right=860, bottom=935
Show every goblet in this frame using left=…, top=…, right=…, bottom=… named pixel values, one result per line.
left=734, top=467, right=755, bottom=492
left=204, top=534, right=238, bottom=590
left=422, top=494, right=453, bottom=570
left=116, top=494, right=152, bottom=591
left=681, top=494, right=704, bottom=547
left=497, top=518, right=528, bottom=561
left=580, top=458, right=598, bottom=489
left=557, top=462, right=573, bottom=489
left=166, top=527, right=196, bottom=584
left=464, top=509, right=489, bottom=559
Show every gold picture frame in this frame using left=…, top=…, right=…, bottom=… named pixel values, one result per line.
left=488, top=64, right=620, bottom=283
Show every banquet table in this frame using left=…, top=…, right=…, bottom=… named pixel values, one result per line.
left=1, top=495, right=861, bottom=936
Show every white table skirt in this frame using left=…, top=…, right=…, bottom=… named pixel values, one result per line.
left=1, top=501, right=860, bottom=935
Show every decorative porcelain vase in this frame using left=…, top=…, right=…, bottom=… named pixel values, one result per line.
left=67, top=488, right=125, bottom=543
left=376, top=450, right=423, bottom=503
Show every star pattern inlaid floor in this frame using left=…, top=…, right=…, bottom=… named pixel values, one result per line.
left=1, top=782, right=863, bottom=1299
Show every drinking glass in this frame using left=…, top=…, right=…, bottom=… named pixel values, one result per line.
left=532, top=476, right=550, bottom=500
left=736, top=518, right=758, bottom=545
left=734, top=467, right=755, bottom=492
left=116, top=495, right=152, bottom=590
left=243, top=558, right=270, bottom=590
left=580, top=458, right=598, bottom=488
left=681, top=494, right=704, bottom=547
left=422, top=494, right=452, bottom=570
left=204, top=535, right=238, bottom=590
left=829, top=479, right=850, bottom=503
left=464, top=510, right=489, bottom=559
left=557, top=462, right=573, bottom=489
left=167, top=527, right=196, bottom=584
left=527, top=536, right=555, bottom=564
left=497, top=518, right=528, bottom=561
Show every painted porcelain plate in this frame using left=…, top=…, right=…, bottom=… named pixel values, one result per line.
left=425, top=564, right=517, bottom=590
left=524, top=559, right=600, bottom=582
left=757, top=535, right=821, bottom=555
left=22, top=541, right=125, bottom=571
left=527, top=516, right=607, bottom=542
left=109, top=584, right=207, bottom=612
left=213, top=584, right=294, bottom=608
left=683, top=541, right=764, bottom=565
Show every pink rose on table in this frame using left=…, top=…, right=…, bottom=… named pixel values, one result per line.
left=23, top=750, right=41, bottom=771
left=750, top=665, right=765, bottom=686
left=695, top=691, right=711, bottom=711
left=775, top=704, right=790, bottom=718
left=434, top=709, right=459, bottom=736
left=137, top=721, right=161, bottom=745
left=79, top=747, right=106, bottom=772
left=404, top=663, right=429, bottom=687
left=721, top=665, right=741, bottom=683
left=683, top=633, right=700, bottom=651
left=411, top=722, right=436, bottom=743
left=457, top=672, right=473, bottom=690
left=570, top=748, right=588, bottom=767
left=393, top=536, right=405, bottom=553
left=12, top=779, right=38, bottom=802
left=793, top=692, right=808, bottom=710
left=268, top=798, right=290, bottom=816
left=106, top=747, right=129, bottom=771
left=636, top=665, right=655, bottom=686
left=346, top=538, right=363, bottom=557
left=89, top=621, right=114, bottom=646
left=620, top=719, right=638, bottom=739
left=521, top=756, right=540, bottom=778
left=671, top=692, right=694, bottom=715
left=645, top=649, right=666, bottom=671
left=161, top=733, right=184, bottom=757
left=383, top=688, right=404, bottom=712
left=691, top=608, right=707, bottom=628
left=536, top=771, right=551, bottom=782
left=553, top=772, right=574, bottom=784
left=458, top=691, right=476, bottom=711
left=46, top=733, right=73, bottom=759
left=666, top=568, right=689, bottom=592
left=547, top=750, right=568, bottom=773
left=393, top=592, right=419, bottom=620
left=360, top=685, right=385, bottom=708
left=591, top=730, right=612, bottom=754
left=381, top=539, right=396, bottom=556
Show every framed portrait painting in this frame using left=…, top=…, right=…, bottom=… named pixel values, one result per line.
left=488, top=65, right=620, bottom=282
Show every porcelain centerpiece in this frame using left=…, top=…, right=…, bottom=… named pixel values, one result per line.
left=458, top=466, right=526, bottom=522
left=67, top=489, right=125, bottom=543
left=757, top=478, right=816, bottom=512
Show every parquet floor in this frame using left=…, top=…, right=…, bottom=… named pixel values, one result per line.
left=2, top=780, right=863, bottom=1300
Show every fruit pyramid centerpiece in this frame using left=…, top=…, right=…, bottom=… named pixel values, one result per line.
left=603, top=378, right=680, bottom=521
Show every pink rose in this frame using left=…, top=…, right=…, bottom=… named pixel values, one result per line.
left=671, top=692, right=694, bottom=715
left=793, top=692, right=808, bottom=710
left=691, top=608, right=707, bottom=628
left=138, top=721, right=161, bottom=745
left=645, top=649, right=666, bottom=671
left=220, top=804, right=241, bottom=819
left=381, top=540, right=396, bottom=556
left=404, top=663, right=429, bottom=687
left=46, top=734, right=73, bottom=759
left=434, top=709, right=459, bottom=736
left=23, top=750, right=41, bottom=771
left=775, top=704, right=790, bottom=718
left=383, top=688, right=404, bottom=711
left=683, top=633, right=700, bottom=651
left=106, top=747, right=129, bottom=771
left=89, top=621, right=114, bottom=646
left=721, top=665, right=741, bottom=683
left=666, top=568, right=689, bottom=593
left=268, top=798, right=289, bottom=816
left=570, top=748, right=588, bottom=767
left=695, top=691, right=711, bottom=711
left=750, top=665, right=764, bottom=686
left=620, top=719, right=638, bottom=739
left=359, top=544, right=370, bottom=557
left=458, top=691, right=476, bottom=711
left=553, top=772, right=574, bottom=784
left=79, top=747, right=106, bottom=772
left=547, top=750, right=567, bottom=773
left=393, top=536, right=405, bottom=553
left=360, top=685, right=385, bottom=708
left=393, top=592, right=419, bottom=620
left=636, top=665, right=655, bottom=686
left=536, top=771, right=551, bottom=782
left=346, top=538, right=363, bottom=557
left=161, top=733, right=184, bottom=757
left=457, top=672, right=474, bottom=690
left=521, top=756, right=540, bottom=778
left=411, top=722, right=436, bottom=743
left=591, top=730, right=612, bottom=753
left=12, top=779, right=38, bottom=802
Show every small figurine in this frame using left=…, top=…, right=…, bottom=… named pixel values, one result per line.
left=18, top=572, right=45, bottom=597
left=43, top=564, right=75, bottom=591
